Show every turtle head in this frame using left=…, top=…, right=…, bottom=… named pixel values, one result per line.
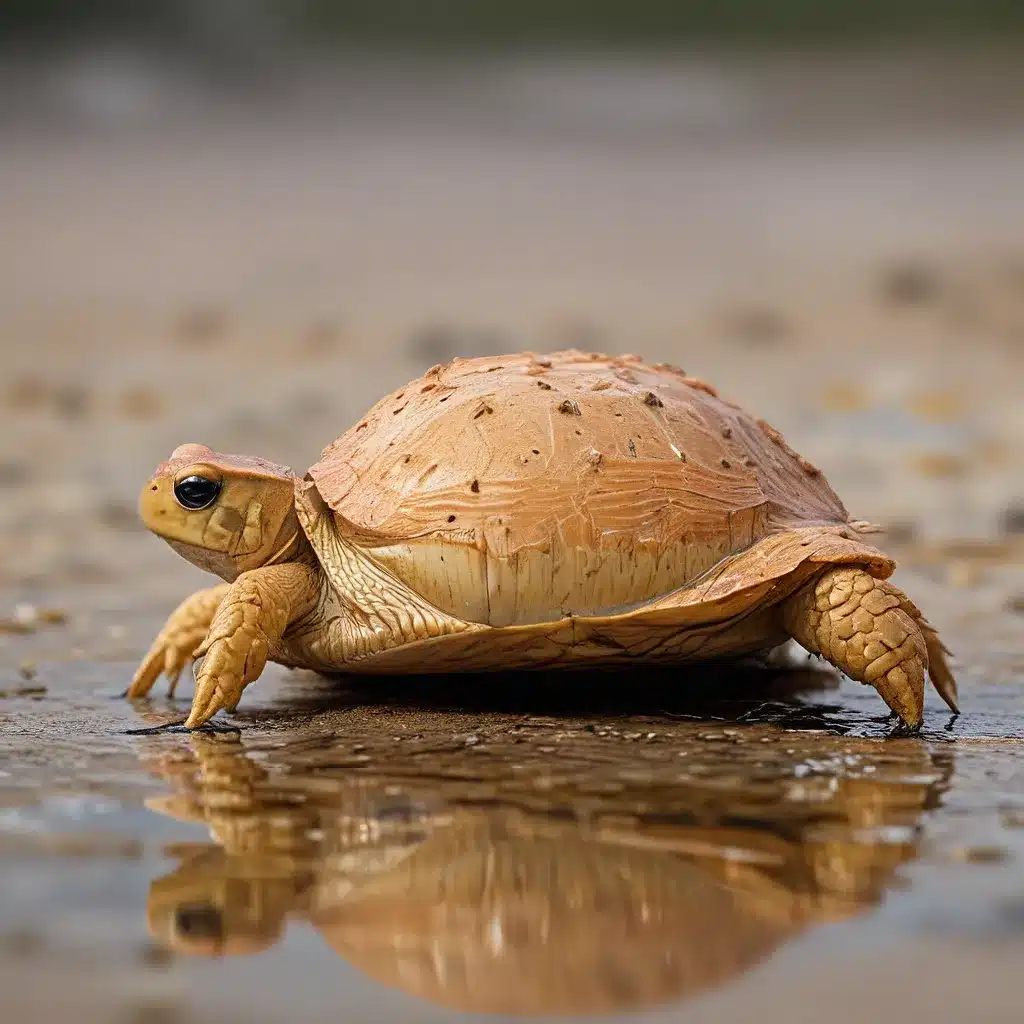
left=139, top=444, right=302, bottom=581
left=146, top=855, right=290, bottom=957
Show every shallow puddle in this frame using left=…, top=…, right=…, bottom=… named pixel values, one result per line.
left=1, top=659, right=1022, bottom=1023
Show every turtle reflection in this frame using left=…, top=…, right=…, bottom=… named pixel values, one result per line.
left=140, top=727, right=951, bottom=1015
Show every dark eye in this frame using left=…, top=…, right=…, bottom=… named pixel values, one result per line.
left=174, top=903, right=224, bottom=940
left=173, top=475, right=221, bottom=510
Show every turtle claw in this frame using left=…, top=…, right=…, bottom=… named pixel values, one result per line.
left=183, top=627, right=269, bottom=729
left=127, top=585, right=230, bottom=701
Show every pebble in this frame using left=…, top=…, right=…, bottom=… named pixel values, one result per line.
left=948, top=561, right=981, bottom=588
left=117, top=386, right=163, bottom=419
left=53, top=384, right=90, bottom=419
left=999, top=808, right=1024, bottom=828
left=1001, top=503, right=1024, bottom=536
left=5, top=376, right=48, bottom=411
left=906, top=389, right=965, bottom=423
left=177, top=306, right=227, bottom=346
left=0, top=618, right=34, bottom=635
left=12, top=605, right=67, bottom=627
left=721, top=305, right=793, bottom=345
left=949, top=845, right=1011, bottom=865
left=880, top=262, right=942, bottom=305
left=909, top=452, right=969, bottom=478
left=299, top=321, right=342, bottom=357
left=138, top=941, right=174, bottom=968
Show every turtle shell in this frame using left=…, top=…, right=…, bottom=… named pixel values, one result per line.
left=307, top=350, right=854, bottom=627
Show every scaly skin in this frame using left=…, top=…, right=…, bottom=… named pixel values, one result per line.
left=782, top=567, right=960, bottom=728
left=128, top=584, right=231, bottom=698
left=184, top=563, right=320, bottom=729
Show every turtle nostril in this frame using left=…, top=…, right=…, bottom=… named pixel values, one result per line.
left=174, top=903, right=224, bottom=941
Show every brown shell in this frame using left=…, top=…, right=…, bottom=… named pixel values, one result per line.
left=307, top=351, right=857, bottom=626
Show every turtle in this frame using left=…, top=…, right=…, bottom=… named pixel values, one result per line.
left=127, top=349, right=959, bottom=730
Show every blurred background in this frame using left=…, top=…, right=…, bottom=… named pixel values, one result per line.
left=0, top=1, right=1022, bottom=668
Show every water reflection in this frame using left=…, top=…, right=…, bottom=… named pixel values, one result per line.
left=134, top=692, right=954, bottom=1016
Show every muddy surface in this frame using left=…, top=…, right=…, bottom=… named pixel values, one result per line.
left=1, top=45, right=1023, bottom=1022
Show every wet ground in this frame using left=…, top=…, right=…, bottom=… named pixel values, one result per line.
left=1, top=662, right=1023, bottom=1022
left=1, top=43, right=1023, bottom=1022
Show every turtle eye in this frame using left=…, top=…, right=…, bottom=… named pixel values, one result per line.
left=173, top=475, right=222, bottom=510
left=174, top=902, right=224, bottom=941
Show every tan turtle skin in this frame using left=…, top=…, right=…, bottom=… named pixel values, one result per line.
left=127, top=350, right=959, bottom=729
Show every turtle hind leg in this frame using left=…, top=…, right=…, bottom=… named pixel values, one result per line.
left=780, top=567, right=959, bottom=728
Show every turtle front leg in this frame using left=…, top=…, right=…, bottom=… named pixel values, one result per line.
left=184, top=563, right=320, bottom=729
left=781, top=567, right=959, bottom=729
left=129, top=584, right=232, bottom=699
